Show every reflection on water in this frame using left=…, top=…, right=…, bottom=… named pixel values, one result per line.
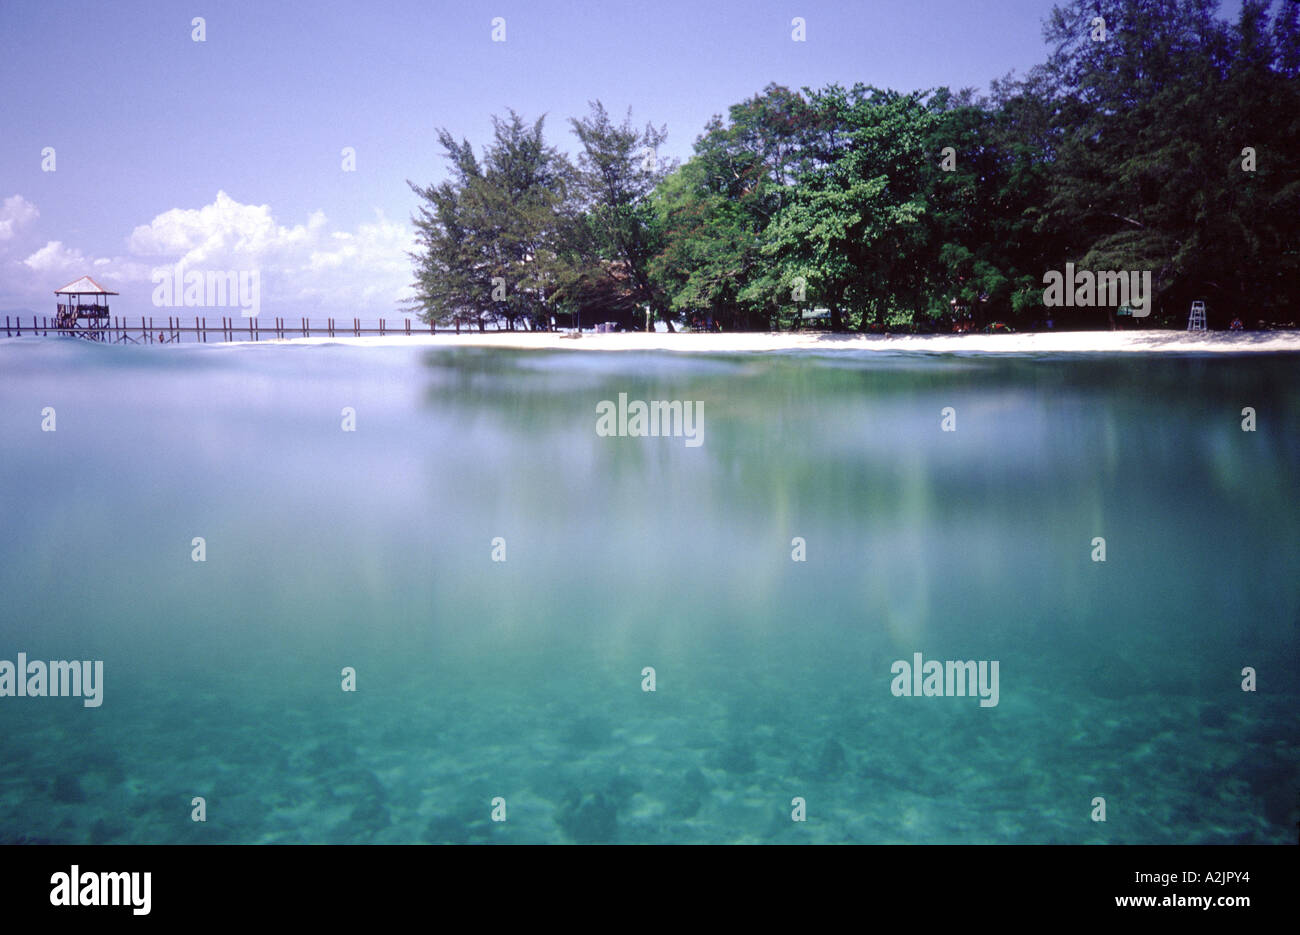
left=0, top=339, right=1296, bottom=843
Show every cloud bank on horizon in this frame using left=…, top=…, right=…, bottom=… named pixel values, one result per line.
left=0, top=191, right=415, bottom=319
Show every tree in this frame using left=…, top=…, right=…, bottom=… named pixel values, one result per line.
left=567, top=102, right=672, bottom=330
left=1036, top=0, right=1300, bottom=326
left=409, top=111, right=573, bottom=331
left=408, top=134, right=487, bottom=331
left=763, top=86, right=940, bottom=331
left=413, top=1, right=1299, bottom=335
left=651, top=84, right=823, bottom=331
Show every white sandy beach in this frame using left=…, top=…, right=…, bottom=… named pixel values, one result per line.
left=219, top=329, right=1300, bottom=354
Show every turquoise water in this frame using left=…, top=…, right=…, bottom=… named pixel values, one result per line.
left=1, top=338, right=1296, bottom=844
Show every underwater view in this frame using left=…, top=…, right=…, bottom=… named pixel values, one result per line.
left=0, top=339, right=1296, bottom=844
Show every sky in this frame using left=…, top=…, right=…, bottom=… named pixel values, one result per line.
left=0, top=0, right=1092, bottom=319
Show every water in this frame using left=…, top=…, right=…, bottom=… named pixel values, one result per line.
left=1, top=338, right=1296, bottom=844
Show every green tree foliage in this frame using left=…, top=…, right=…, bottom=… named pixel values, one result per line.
left=651, top=84, right=823, bottom=330
left=407, top=135, right=484, bottom=331
left=565, top=102, right=673, bottom=330
left=409, top=112, right=572, bottom=331
left=1036, top=0, right=1300, bottom=325
left=764, top=86, right=941, bottom=331
left=411, top=0, right=1298, bottom=333
left=906, top=79, right=1069, bottom=329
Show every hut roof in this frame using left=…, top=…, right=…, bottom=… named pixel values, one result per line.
left=54, top=276, right=118, bottom=296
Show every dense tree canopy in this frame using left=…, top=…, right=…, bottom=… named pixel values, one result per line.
left=410, top=0, right=1299, bottom=332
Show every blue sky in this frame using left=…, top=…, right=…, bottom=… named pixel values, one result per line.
left=0, top=0, right=1098, bottom=317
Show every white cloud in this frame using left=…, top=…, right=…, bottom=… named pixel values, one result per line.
left=297, top=215, right=413, bottom=306
left=0, top=195, right=39, bottom=242
left=5, top=191, right=415, bottom=317
left=22, top=240, right=151, bottom=288
left=127, top=191, right=325, bottom=267
left=23, top=240, right=90, bottom=274
left=126, top=191, right=413, bottom=314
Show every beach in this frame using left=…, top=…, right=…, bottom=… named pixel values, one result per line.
left=213, top=329, right=1300, bottom=354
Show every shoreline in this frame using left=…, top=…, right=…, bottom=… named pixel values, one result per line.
left=203, top=329, right=1300, bottom=354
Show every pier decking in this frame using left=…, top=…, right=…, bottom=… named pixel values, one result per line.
left=4, top=316, right=450, bottom=343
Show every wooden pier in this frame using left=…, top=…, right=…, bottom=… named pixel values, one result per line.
left=4, top=315, right=446, bottom=343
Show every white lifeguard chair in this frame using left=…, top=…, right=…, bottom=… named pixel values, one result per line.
left=1187, top=300, right=1207, bottom=331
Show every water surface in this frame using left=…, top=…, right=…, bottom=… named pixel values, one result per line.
left=1, top=339, right=1296, bottom=843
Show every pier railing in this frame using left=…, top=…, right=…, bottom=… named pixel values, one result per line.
left=56, top=303, right=110, bottom=318
left=3, top=315, right=467, bottom=344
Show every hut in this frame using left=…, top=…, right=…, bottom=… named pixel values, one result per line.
left=55, top=275, right=117, bottom=340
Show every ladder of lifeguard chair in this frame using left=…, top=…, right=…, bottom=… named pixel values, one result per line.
left=1187, top=301, right=1207, bottom=331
